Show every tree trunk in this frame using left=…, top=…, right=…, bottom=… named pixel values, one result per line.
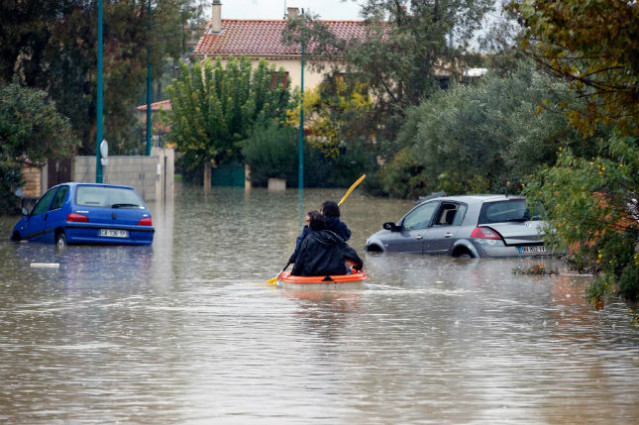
left=203, top=161, right=211, bottom=193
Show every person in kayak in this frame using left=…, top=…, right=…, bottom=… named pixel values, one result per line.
left=291, top=211, right=363, bottom=277
left=287, top=210, right=317, bottom=266
left=320, top=200, right=351, bottom=242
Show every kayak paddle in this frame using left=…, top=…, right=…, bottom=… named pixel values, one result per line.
left=266, top=262, right=290, bottom=285
left=338, top=174, right=366, bottom=206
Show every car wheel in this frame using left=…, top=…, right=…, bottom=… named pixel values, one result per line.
left=55, top=231, right=67, bottom=249
left=452, top=248, right=474, bottom=259
left=11, top=231, right=21, bottom=242
left=365, top=244, right=384, bottom=253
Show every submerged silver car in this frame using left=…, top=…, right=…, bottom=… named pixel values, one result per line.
left=365, top=194, right=549, bottom=258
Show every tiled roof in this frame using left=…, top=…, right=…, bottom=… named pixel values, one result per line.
left=194, top=19, right=366, bottom=58
left=136, top=100, right=172, bottom=112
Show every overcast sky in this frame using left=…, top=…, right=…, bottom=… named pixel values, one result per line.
left=213, top=0, right=365, bottom=20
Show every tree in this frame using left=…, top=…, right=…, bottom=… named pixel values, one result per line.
left=283, top=0, right=495, bottom=152
left=165, top=57, right=291, bottom=188
left=0, top=0, right=204, bottom=154
left=510, top=0, right=639, bottom=135
left=511, top=0, right=639, bottom=302
left=381, top=61, right=584, bottom=198
left=241, top=119, right=298, bottom=187
left=285, top=74, right=373, bottom=159
left=0, top=80, right=79, bottom=213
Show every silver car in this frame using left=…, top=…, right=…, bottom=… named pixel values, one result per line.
left=365, top=194, right=548, bottom=258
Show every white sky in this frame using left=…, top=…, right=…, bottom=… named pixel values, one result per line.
left=214, top=0, right=365, bottom=20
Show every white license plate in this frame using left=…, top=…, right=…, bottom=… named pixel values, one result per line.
left=100, top=229, right=129, bottom=238
left=518, top=245, right=547, bottom=254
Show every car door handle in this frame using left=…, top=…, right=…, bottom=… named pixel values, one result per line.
left=43, top=214, right=48, bottom=222
left=444, top=232, right=453, bottom=238
left=416, top=234, right=423, bottom=240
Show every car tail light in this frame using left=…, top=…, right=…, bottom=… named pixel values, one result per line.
left=67, top=213, right=89, bottom=222
left=138, top=217, right=153, bottom=226
left=470, top=227, right=502, bottom=240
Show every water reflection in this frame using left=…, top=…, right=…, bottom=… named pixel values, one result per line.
left=0, top=187, right=638, bottom=425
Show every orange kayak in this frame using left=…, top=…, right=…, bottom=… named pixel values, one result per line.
left=277, top=270, right=368, bottom=289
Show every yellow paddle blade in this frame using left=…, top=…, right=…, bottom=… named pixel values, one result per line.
left=266, top=275, right=279, bottom=285
left=338, top=174, right=366, bottom=206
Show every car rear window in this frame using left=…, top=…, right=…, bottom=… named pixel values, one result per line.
left=76, top=186, right=144, bottom=208
left=478, top=199, right=543, bottom=225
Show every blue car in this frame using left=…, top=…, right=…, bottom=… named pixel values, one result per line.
left=11, top=183, right=154, bottom=247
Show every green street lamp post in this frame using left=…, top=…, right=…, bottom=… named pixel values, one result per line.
left=96, top=0, right=104, bottom=183
left=298, top=9, right=305, bottom=227
left=146, top=0, right=152, bottom=156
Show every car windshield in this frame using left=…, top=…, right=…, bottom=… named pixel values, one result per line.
left=478, top=199, right=543, bottom=225
left=76, top=186, right=144, bottom=208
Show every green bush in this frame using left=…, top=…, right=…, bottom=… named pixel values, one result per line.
left=0, top=80, right=78, bottom=214
left=242, top=120, right=298, bottom=187
left=381, top=61, right=580, bottom=198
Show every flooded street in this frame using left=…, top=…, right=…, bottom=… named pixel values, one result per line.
left=1, top=187, right=638, bottom=425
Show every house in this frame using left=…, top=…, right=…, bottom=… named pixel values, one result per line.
left=136, top=99, right=173, bottom=148
left=192, top=1, right=366, bottom=90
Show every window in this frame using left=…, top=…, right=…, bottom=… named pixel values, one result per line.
left=402, top=202, right=439, bottom=230
left=76, top=186, right=143, bottom=208
left=49, top=186, right=69, bottom=210
left=270, top=71, right=289, bottom=89
left=31, top=188, right=57, bottom=216
left=434, top=203, right=468, bottom=226
left=478, top=200, right=540, bottom=224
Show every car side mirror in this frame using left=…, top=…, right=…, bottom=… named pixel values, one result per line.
left=383, top=222, right=400, bottom=232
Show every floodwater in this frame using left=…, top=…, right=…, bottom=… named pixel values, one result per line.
left=1, top=186, right=638, bottom=425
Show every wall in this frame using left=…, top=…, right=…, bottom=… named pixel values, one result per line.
left=73, top=148, right=174, bottom=203
left=20, top=166, right=43, bottom=198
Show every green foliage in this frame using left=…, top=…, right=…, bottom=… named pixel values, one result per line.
left=0, top=0, right=202, bottom=154
left=166, top=57, right=291, bottom=176
left=0, top=80, right=78, bottom=214
left=524, top=133, right=639, bottom=302
left=242, top=120, right=298, bottom=186
left=242, top=118, right=375, bottom=189
left=510, top=0, right=639, bottom=136
left=286, top=74, right=374, bottom=159
left=512, top=0, right=639, bottom=302
left=283, top=0, right=495, bottom=158
left=381, top=61, right=580, bottom=197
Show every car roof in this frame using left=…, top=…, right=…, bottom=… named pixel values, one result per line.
left=421, top=194, right=525, bottom=205
left=54, top=182, right=136, bottom=190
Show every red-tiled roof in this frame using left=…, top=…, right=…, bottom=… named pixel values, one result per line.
left=194, top=19, right=366, bottom=58
left=136, top=100, right=172, bottom=112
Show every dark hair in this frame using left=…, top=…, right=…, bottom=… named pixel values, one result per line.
left=321, top=200, right=340, bottom=218
left=308, top=211, right=326, bottom=231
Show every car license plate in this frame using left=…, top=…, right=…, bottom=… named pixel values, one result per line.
left=100, top=229, right=129, bottom=238
left=518, top=245, right=547, bottom=255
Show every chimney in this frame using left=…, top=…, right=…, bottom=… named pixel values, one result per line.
left=287, top=7, right=299, bottom=19
left=212, top=0, right=222, bottom=33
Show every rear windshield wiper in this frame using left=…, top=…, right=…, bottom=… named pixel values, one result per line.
left=111, top=203, right=141, bottom=209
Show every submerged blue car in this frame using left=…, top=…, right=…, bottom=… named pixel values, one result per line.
left=11, top=183, right=154, bottom=247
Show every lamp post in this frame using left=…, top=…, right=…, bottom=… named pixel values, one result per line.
left=298, top=8, right=305, bottom=227
left=96, top=0, right=104, bottom=183
left=145, top=0, right=152, bottom=156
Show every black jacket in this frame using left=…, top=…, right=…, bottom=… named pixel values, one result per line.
left=288, top=225, right=310, bottom=264
left=291, top=229, right=363, bottom=277
left=324, top=216, right=351, bottom=242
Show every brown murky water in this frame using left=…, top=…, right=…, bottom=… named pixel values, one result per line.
left=1, top=187, right=638, bottom=424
